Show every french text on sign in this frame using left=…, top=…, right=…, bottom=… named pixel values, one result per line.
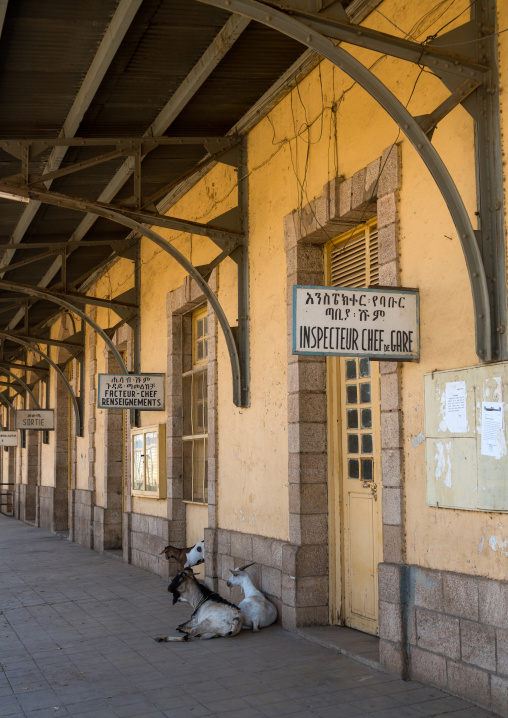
left=292, top=285, right=419, bottom=360
left=15, top=410, right=55, bottom=430
left=97, top=374, right=165, bottom=410
left=0, top=431, right=18, bottom=446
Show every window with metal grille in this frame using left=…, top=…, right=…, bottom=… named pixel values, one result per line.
left=329, top=219, right=378, bottom=289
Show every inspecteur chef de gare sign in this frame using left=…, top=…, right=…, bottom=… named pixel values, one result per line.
left=292, top=285, right=419, bottom=361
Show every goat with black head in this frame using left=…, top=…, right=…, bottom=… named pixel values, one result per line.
left=156, top=568, right=243, bottom=642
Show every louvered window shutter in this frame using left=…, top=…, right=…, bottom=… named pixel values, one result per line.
left=329, top=221, right=378, bottom=288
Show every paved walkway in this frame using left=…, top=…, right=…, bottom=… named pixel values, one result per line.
left=0, top=515, right=497, bottom=718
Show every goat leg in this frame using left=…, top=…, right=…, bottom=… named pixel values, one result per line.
left=155, top=634, right=190, bottom=642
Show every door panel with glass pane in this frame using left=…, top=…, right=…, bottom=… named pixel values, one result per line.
left=341, top=355, right=382, bottom=634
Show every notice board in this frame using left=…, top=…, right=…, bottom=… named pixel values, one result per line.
left=424, top=362, right=508, bottom=512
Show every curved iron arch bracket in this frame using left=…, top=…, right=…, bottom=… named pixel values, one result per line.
left=0, top=331, right=81, bottom=436
left=197, top=0, right=492, bottom=362
left=7, top=190, right=243, bottom=406
left=0, top=392, right=14, bottom=416
left=0, top=281, right=128, bottom=376
left=0, top=383, right=26, bottom=405
left=0, top=367, right=41, bottom=408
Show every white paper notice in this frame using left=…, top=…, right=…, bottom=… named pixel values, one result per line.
left=445, top=381, right=467, bottom=433
left=481, top=402, right=504, bottom=458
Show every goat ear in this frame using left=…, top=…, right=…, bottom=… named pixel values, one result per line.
left=238, top=561, right=255, bottom=571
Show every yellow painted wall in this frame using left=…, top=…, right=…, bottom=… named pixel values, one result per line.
left=27, top=0, right=508, bottom=574
left=401, top=0, right=508, bottom=580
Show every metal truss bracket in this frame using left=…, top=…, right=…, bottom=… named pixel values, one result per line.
left=414, top=79, right=481, bottom=138
left=259, top=1, right=489, bottom=82
left=0, top=279, right=139, bottom=320
left=198, top=0, right=505, bottom=364
left=0, top=282, right=128, bottom=375
left=214, top=139, right=250, bottom=405
left=0, top=136, right=237, bottom=160
left=0, top=367, right=40, bottom=407
left=6, top=330, right=83, bottom=352
left=0, top=332, right=82, bottom=436
left=0, top=361, right=48, bottom=376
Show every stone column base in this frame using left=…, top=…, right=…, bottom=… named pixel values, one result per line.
left=38, top=486, right=68, bottom=533
left=379, top=562, right=508, bottom=717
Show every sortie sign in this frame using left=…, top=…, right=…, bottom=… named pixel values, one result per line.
left=98, top=374, right=165, bottom=410
left=293, top=285, right=419, bottom=360
left=15, top=410, right=55, bottom=430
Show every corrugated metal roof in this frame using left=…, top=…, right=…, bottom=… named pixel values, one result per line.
left=0, top=0, right=359, bottom=362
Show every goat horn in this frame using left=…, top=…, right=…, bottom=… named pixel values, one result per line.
left=238, top=562, right=255, bottom=571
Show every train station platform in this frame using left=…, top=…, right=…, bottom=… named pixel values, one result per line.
left=0, top=515, right=497, bottom=718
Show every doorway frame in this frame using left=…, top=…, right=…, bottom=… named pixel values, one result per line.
left=283, top=145, right=404, bottom=629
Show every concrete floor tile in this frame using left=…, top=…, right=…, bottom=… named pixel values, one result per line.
left=64, top=699, right=110, bottom=715
left=0, top=517, right=500, bottom=718
left=333, top=686, right=384, bottom=702
left=210, top=709, right=265, bottom=718
left=151, top=693, right=207, bottom=712
left=299, top=692, right=351, bottom=710
left=163, top=704, right=213, bottom=717
left=447, top=711, right=496, bottom=718
left=369, top=708, right=425, bottom=718
left=23, top=708, right=71, bottom=718
left=415, top=697, right=473, bottom=715
left=351, top=695, right=407, bottom=712
left=314, top=705, right=368, bottom=718
left=0, top=698, right=23, bottom=716
left=201, top=698, right=252, bottom=713
left=70, top=710, right=117, bottom=718
left=244, top=691, right=292, bottom=708
left=394, top=686, right=451, bottom=705
left=260, top=699, right=314, bottom=717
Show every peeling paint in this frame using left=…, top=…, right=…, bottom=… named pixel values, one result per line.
left=434, top=442, right=445, bottom=479
left=478, top=535, right=484, bottom=553
left=434, top=441, right=452, bottom=488
left=443, top=442, right=452, bottom=488
left=438, top=390, right=447, bottom=432
left=488, top=535, right=508, bottom=557
left=412, top=431, right=425, bottom=449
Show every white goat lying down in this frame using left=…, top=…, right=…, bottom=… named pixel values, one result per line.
left=156, top=568, right=243, bottom=642
left=227, top=562, right=278, bottom=631
left=159, top=539, right=204, bottom=569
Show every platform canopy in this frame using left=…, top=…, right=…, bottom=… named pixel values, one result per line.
left=2, top=0, right=370, bottom=362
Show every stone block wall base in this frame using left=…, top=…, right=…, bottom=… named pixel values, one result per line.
left=38, top=486, right=68, bottom=533
left=16, top=483, right=36, bottom=523
left=379, top=563, right=508, bottom=716
left=206, top=528, right=329, bottom=629
left=72, top=489, right=95, bottom=549
left=130, top=512, right=171, bottom=578
left=93, top=506, right=122, bottom=552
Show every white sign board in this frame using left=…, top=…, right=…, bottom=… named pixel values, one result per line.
left=0, top=431, right=18, bottom=446
left=15, top=410, right=55, bottom=430
left=98, top=374, right=165, bottom=410
left=292, top=285, right=419, bottom=360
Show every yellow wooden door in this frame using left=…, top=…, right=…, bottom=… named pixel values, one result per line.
left=329, top=355, right=383, bottom=635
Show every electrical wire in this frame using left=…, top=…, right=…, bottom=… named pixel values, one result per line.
left=104, top=0, right=481, bottom=299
